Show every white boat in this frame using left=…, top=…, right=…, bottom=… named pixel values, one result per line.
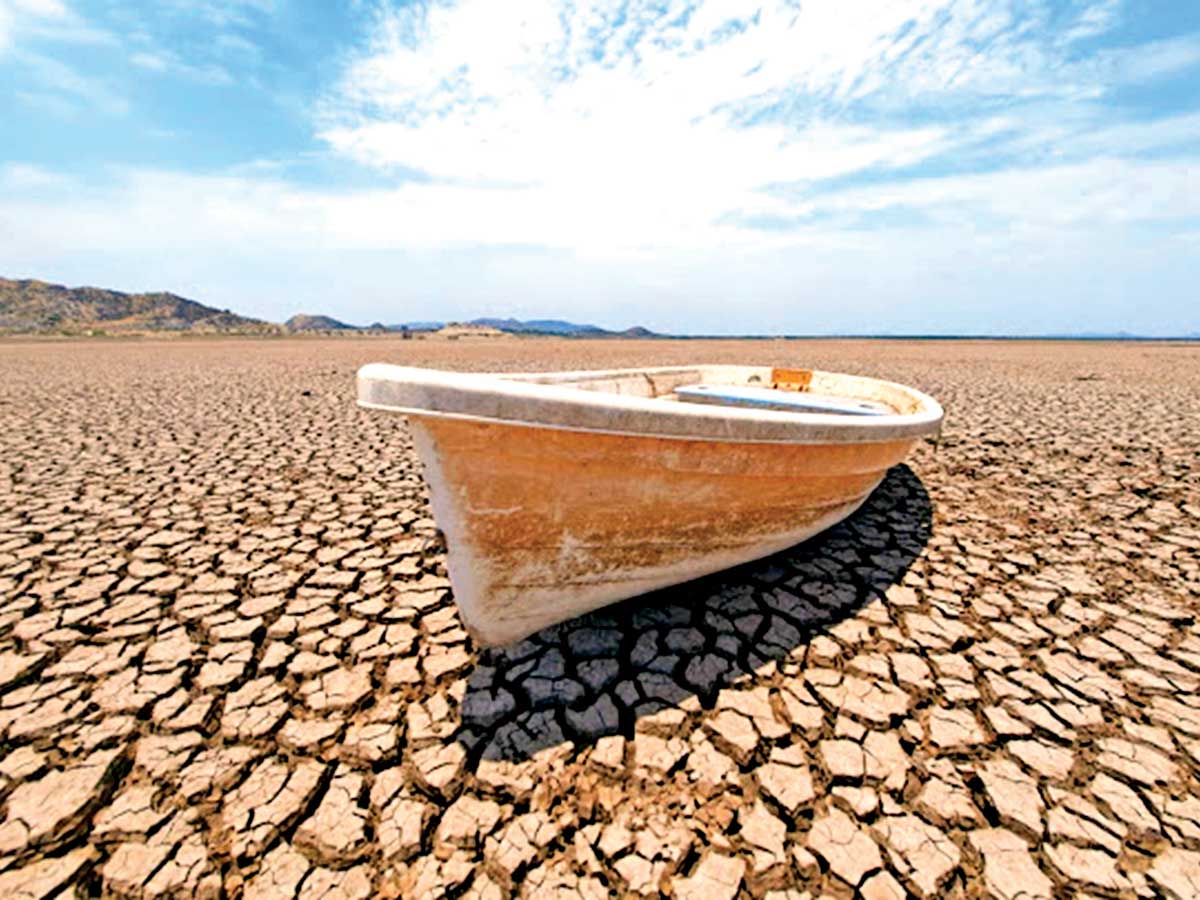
left=357, top=364, right=943, bottom=646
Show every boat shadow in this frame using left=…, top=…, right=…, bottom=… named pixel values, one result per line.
left=457, top=463, right=933, bottom=763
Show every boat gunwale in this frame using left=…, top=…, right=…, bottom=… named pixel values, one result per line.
left=357, top=363, right=944, bottom=445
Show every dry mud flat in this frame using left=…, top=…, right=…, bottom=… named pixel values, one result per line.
left=0, top=336, right=1198, bottom=899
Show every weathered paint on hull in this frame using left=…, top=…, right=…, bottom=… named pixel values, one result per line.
left=409, top=416, right=917, bottom=646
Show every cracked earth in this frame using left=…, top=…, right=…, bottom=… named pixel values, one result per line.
left=1, top=337, right=1198, bottom=898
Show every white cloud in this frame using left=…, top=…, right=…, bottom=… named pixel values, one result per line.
left=0, top=161, right=67, bottom=190
left=2, top=0, right=249, bottom=100
left=1, top=159, right=1196, bottom=334
left=0, top=0, right=114, bottom=54
left=152, top=0, right=276, bottom=30
left=1094, top=34, right=1200, bottom=84
left=800, top=156, right=1200, bottom=231
left=3, top=143, right=1196, bottom=263
left=0, top=0, right=126, bottom=118
left=13, top=49, right=129, bottom=115
left=314, top=0, right=1200, bottom=258
left=129, top=49, right=234, bottom=85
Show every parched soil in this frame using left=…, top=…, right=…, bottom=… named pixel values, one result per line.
left=0, top=336, right=1198, bottom=898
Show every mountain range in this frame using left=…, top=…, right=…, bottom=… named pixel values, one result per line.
left=5, top=277, right=1195, bottom=340
left=388, top=318, right=656, bottom=337
left=0, top=277, right=656, bottom=337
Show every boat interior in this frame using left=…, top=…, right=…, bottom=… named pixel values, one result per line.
left=503, top=365, right=924, bottom=417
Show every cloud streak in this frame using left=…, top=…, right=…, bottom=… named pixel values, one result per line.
left=0, top=0, right=114, bottom=55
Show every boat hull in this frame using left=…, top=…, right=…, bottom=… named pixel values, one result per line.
left=409, top=415, right=917, bottom=646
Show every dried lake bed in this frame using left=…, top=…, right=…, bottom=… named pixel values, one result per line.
left=0, top=336, right=1198, bottom=898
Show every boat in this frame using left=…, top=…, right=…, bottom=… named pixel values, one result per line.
left=357, top=364, right=943, bottom=646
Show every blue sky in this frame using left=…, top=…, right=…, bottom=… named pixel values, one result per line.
left=1, top=0, right=1197, bottom=335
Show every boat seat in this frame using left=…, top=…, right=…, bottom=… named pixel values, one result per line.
left=675, top=384, right=892, bottom=416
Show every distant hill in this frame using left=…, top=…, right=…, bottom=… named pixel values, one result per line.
left=285, top=313, right=356, bottom=332
left=470, top=317, right=608, bottom=335
left=467, top=317, right=658, bottom=337
left=369, top=317, right=658, bottom=336
left=0, top=278, right=275, bottom=334
left=385, top=321, right=444, bottom=332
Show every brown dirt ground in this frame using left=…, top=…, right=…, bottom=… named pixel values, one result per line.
left=0, top=336, right=1198, bottom=898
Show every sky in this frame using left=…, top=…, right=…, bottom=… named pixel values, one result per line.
left=0, top=0, right=1198, bottom=335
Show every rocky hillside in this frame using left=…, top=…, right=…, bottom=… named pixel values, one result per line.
left=0, top=278, right=276, bottom=333
left=284, top=314, right=356, bottom=332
